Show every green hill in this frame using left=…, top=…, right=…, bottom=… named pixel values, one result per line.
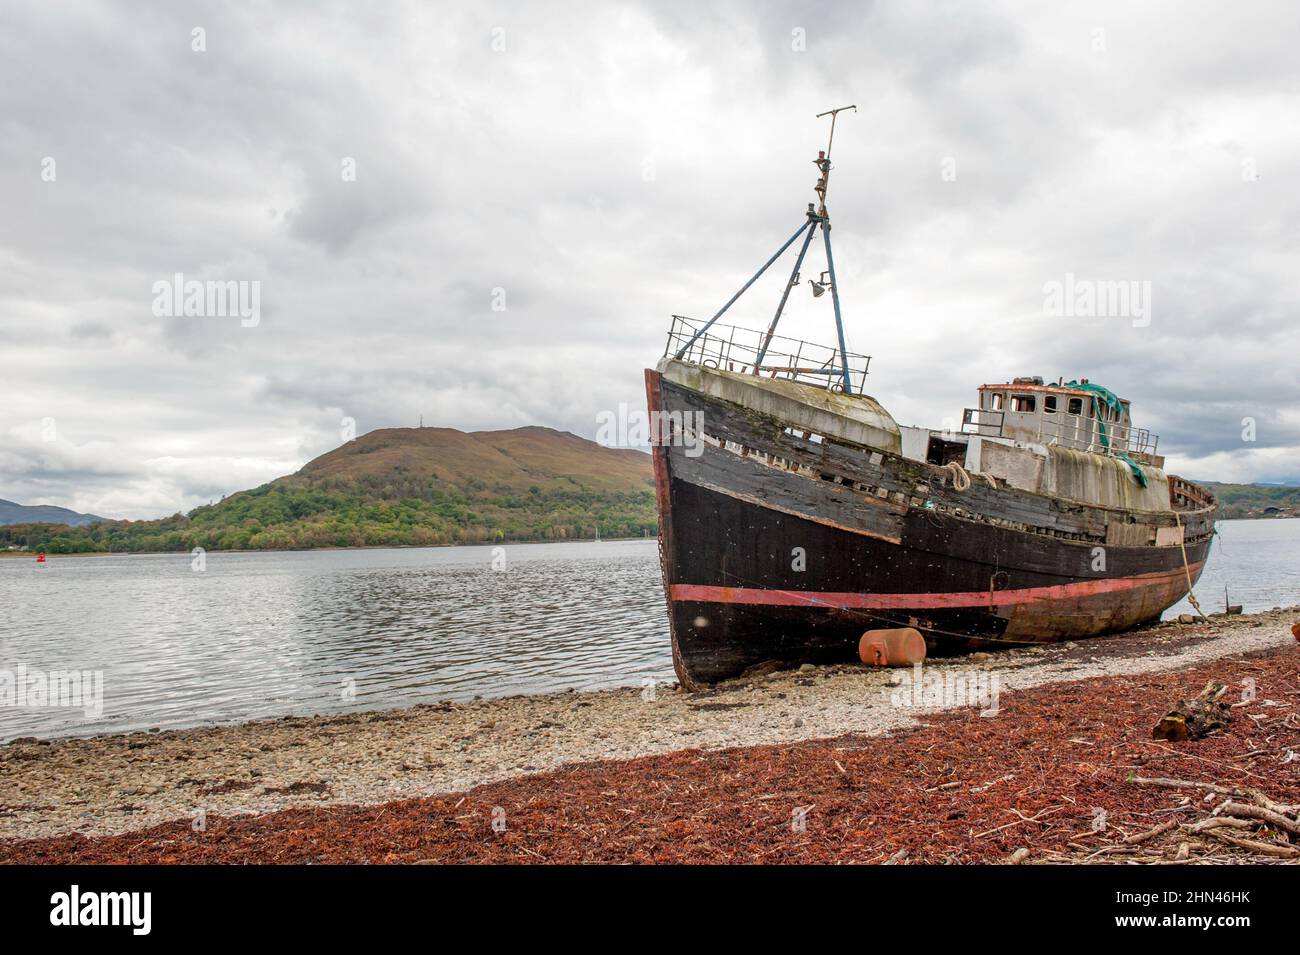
left=1201, top=481, right=1300, bottom=520
left=1, top=426, right=656, bottom=554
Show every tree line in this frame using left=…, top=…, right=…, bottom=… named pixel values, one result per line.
left=0, top=479, right=658, bottom=554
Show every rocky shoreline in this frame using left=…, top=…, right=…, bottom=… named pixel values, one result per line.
left=2, top=607, right=1297, bottom=846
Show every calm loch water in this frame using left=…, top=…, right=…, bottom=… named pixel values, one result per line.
left=1, top=540, right=674, bottom=742
left=2, top=520, right=1297, bottom=741
left=1166, top=518, right=1300, bottom=618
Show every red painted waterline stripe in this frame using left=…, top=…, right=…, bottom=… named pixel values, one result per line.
left=670, top=562, right=1205, bottom=611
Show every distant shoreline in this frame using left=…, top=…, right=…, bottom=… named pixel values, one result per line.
left=3, top=515, right=1294, bottom=559
left=0, top=535, right=656, bottom=559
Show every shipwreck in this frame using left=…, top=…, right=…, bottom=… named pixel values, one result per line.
left=645, top=108, right=1216, bottom=688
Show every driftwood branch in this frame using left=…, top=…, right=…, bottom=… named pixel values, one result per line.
left=1122, top=819, right=1179, bottom=845
left=1128, top=775, right=1243, bottom=797
left=1202, top=828, right=1300, bottom=858
left=1186, top=816, right=1256, bottom=833
left=1217, top=801, right=1300, bottom=835
left=1120, top=774, right=1300, bottom=863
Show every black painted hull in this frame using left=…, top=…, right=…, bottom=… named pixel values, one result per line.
left=646, top=369, right=1216, bottom=688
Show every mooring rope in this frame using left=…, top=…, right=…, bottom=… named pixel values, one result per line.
left=1172, top=509, right=1208, bottom=622
left=946, top=461, right=971, bottom=492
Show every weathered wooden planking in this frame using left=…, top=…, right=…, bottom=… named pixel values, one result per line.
left=1106, top=521, right=1156, bottom=547
left=659, top=379, right=1213, bottom=543
left=659, top=380, right=1092, bottom=532
left=668, top=429, right=1200, bottom=583
left=668, top=441, right=907, bottom=543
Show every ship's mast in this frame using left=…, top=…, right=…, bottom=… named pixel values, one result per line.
left=813, top=103, right=855, bottom=217
left=810, top=105, right=856, bottom=392
left=673, top=106, right=859, bottom=395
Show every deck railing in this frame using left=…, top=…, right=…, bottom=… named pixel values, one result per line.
left=1039, top=412, right=1159, bottom=457
left=1170, top=476, right=1215, bottom=511
left=961, top=408, right=1160, bottom=458
left=663, top=315, right=871, bottom=394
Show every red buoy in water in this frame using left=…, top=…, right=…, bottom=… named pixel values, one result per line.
left=36, top=552, right=46, bottom=562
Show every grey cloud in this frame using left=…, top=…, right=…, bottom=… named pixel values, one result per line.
left=2, top=0, right=1299, bottom=519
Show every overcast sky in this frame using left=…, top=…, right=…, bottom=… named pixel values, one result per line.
left=2, top=0, right=1298, bottom=519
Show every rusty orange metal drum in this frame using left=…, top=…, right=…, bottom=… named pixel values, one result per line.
left=859, top=628, right=927, bottom=667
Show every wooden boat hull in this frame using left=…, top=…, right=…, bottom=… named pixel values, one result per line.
left=646, top=369, right=1215, bottom=688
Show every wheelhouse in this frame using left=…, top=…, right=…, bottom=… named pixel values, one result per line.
left=962, top=376, right=1161, bottom=465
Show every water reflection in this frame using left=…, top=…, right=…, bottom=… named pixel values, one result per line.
left=1, top=540, right=672, bottom=740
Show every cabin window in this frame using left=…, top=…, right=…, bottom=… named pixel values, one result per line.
left=1067, top=397, right=1084, bottom=416
left=990, top=393, right=1004, bottom=411
left=1011, top=394, right=1036, bottom=413
left=1044, top=395, right=1057, bottom=414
